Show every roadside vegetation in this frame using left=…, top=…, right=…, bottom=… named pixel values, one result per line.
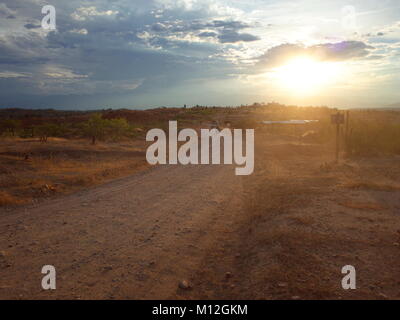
left=0, top=104, right=399, bottom=207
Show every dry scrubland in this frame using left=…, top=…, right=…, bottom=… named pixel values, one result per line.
left=0, top=104, right=400, bottom=300
left=187, top=135, right=400, bottom=299
left=0, top=103, right=399, bottom=208
left=0, top=138, right=148, bottom=206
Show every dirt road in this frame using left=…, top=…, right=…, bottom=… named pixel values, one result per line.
left=1, top=134, right=399, bottom=299
left=0, top=157, right=249, bottom=299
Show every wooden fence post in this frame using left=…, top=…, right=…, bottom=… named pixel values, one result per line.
left=345, top=110, right=350, bottom=153
left=331, top=111, right=345, bottom=163
left=336, top=113, right=340, bottom=163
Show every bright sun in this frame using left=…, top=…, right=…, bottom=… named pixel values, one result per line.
left=273, top=56, right=342, bottom=95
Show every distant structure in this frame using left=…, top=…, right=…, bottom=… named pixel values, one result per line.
left=262, top=120, right=319, bottom=124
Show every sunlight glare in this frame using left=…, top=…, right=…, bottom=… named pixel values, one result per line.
left=273, top=56, right=342, bottom=95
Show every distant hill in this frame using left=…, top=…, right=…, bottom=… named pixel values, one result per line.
left=386, top=103, right=400, bottom=109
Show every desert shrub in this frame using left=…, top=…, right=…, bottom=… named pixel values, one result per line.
left=83, top=113, right=108, bottom=144
left=106, top=118, right=131, bottom=141
left=0, top=119, right=21, bottom=137
left=35, top=123, right=67, bottom=142
left=83, top=114, right=134, bottom=143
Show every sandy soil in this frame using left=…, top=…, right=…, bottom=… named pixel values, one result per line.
left=0, top=133, right=399, bottom=299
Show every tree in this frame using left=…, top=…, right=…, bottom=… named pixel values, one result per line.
left=35, top=123, right=62, bottom=142
left=85, top=113, right=107, bottom=145
left=1, top=119, right=21, bottom=136
left=107, top=118, right=130, bottom=141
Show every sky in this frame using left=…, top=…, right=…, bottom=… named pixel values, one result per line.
left=0, top=0, right=400, bottom=109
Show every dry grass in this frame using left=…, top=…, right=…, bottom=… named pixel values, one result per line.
left=338, top=201, right=386, bottom=211
left=0, top=138, right=149, bottom=207
left=191, top=132, right=400, bottom=299
left=0, top=191, right=25, bottom=206
left=339, top=181, right=400, bottom=192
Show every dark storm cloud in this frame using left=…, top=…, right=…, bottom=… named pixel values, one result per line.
left=24, top=23, right=41, bottom=29
left=0, top=0, right=246, bottom=107
left=0, top=33, right=50, bottom=65
left=151, top=22, right=168, bottom=32
left=212, top=20, right=249, bottom=29
left=218, top=30, right=260, bottom=43
left=257, top=41, right=375, bottom=68
left=198, top=31, right=218, bottom=38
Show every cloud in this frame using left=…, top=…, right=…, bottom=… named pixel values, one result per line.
left=151, top=22, right=168, bottom=32
left=0, top=3, right=16, bottom=18
left=148, top=19, right=251, bottom=34
left=153, top=0, right=244, bottom=17
left=42, top=65, right=88, bottom=80
left=210, top=19, right=260, bottom=43
left=257, top=41, right=375, bottom=68
left=218, top=30, right=260, bottom=43
left=0, top=0, right=397, bottom=108
left=0, top=63, right=143, bottom=96
left=147, top=19, right=259, bottom=44
left=212, top=20, right=249, bottom=30
left=24, top=23, right=41, bottom=29
left=71, top=6, right=119, bottom=21
left=0, top=33, right=50, bottom=65
left=111, top=79, right=144, bottom=92
left=69, top=29, right=89, bottom=35
left=198, top=31, right=218, bottom=38
left=0, top=71, right=31, bottom=78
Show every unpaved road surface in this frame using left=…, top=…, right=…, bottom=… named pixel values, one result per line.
left=1, top=134, right=400, bottom=299
left=0, top=160, right=247, bottom=299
